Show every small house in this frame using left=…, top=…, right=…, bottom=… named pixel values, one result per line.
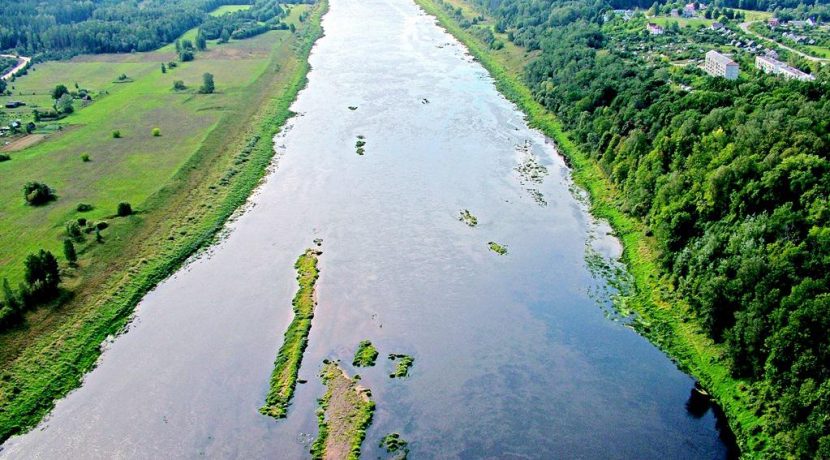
left=647, top=23, right=665, bottom=35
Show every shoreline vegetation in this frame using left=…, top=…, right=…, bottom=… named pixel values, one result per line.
left=414, top=0, right=761, bottom=453
left=261, top=248, right=322, bottom=419
left=311, top=361, right=375, bottom=460
left=0, top=0, right=329, bottom=442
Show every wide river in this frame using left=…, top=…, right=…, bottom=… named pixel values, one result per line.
left=1, top=0, right=735, bottom=458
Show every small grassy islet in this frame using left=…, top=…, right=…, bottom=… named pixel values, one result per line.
left=488, top=241, right=507, bottom=255
left=311, top=361, right=375, bottom=460
left=458, top=209, right=477, bottom=227
left=353, top=340, right=379, bottom=367
left=260, top=248, right=321, bottom=419
left=388, top=353, right=414, bottom=378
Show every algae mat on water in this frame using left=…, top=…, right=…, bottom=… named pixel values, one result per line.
left=260, top=248, right=322, bottom=419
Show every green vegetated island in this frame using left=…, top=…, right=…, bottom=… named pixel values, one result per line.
left=0, top=0, right=327, bottom=443
left=311, top=361, right=376, bottom=460
left=416, top=0, right=830, bottom=456
left=261, top=248, right=322, bottom=418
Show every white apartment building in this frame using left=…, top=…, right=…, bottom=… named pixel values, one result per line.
left=704, top=50, right=740, bottom=80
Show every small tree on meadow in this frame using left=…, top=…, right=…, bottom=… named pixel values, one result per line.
left=199, top=73, right=215, bottom=94
left=63, top=239, right=77, bottom=265
left=23, top=182, right=55, bottom=206
left=152, top=128, right=161, bottom=137
left=117, top=202, right=132, bottom=216
left=161, top=63, right=167, bottom=74
left=51, top=84, right=69, bottom=100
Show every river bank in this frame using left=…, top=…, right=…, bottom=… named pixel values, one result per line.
left=413, top=0, right=764, bottom=455
left=0, top=1, right=328, bottom=443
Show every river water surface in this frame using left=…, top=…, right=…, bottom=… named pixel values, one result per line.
left=1, top=0, right=734, bottom=458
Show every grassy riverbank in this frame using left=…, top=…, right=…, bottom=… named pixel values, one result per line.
left=311, top=361, right=375, bottom=460
left=415, top=0, right=765, bottom=454
left=261, top=248, right=322, bottom=419
left=0, top=0, right=328, bottom=443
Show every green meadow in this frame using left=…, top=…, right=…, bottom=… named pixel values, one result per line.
left=210, top=4, right=254, bottom=16
left=0, top=5, right=310, bottom=286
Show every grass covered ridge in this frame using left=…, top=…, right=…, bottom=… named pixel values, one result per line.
left=311, top=361, right=375, bottom=460
left=415, top=0, right=764, bottom=453
left=0, top=0, right=328, bottom=443
left=260, top=248, right=322, bottom=419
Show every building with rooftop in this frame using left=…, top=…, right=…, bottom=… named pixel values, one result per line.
left=755, top=55, right=815, bottom=81
left=647, top=23, right=664, bottom=35
left=704, top=50, right=739, bottom=80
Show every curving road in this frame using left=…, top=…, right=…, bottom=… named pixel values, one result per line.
left=739, top=21, right=829, bottom=63
left=0, top=55, right=31, bottom=81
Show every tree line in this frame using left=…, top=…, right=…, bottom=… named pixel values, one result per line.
left=0, top=0, right=303, bottom=59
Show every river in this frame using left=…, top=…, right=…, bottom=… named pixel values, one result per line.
left=0, top=0, right=735, bottom=458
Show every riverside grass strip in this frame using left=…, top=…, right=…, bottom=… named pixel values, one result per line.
left=260, top=248, right=322, bottom=419
left=0, top=0, right=328, bottom=443
left=311, top=361, right=375, bottom=460
left=414, top=0, right=765, bottom=454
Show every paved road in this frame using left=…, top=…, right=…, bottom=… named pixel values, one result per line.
left=739, top=21, right=829, bottom=63
left=0, top=55, right=31, bottom=81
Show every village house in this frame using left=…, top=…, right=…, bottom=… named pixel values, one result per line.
left=768, top=17, right=780, bottom=27
left=647, top=23, right=665, bottom=35
left=704, top=50, right=740, bottom=79
left=711, top=22, right=723, bottom=30
left=683, top=3, right=697, bottom=17
left=755, top=55, right=815, bottom=81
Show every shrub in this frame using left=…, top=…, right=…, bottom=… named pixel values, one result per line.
left=117, top=202, right=132, bottom=216
left=0, top=153, right=10, bottom=162
left=76, top=203, right=93, bottom=212
left=112, top=130, right=121, bottom=138
left=80, top=153, right=90, bottom=162
left=152, top=128, right=161, bottom=137
left=199, top=73, right=215, bottom=94
left=23, top=181, right=55, bottom=206
left=65, top=221, right=83, bottom=241
left=77, top=217, right=87, bottom=226
left=173, top=80, right=186, bottom=91
left=63, top=239, right=77, bottom=265
left=96, top=221, right=109, bottom=230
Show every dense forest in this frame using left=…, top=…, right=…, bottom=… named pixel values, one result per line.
left=464, top=0, right=830, bottom=456
left=0, top=0, right=310, bottom=58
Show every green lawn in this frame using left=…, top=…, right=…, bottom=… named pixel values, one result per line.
left=0, top=30, right=291, bottom=285
left=650, top=16, right=714, bottom=28
left=209, top=4, right=252, bottom=16
left=734, top=8, right=772, bottom=22
left=805, top=44, right=830, bottom=58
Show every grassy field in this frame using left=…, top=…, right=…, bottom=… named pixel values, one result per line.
left=734, top=8, right=773, bottom=22
left=209, top=4, right=253, bottom=16
left=0, top=5, right=310, bottom=286
left=650, top=16, right=714, bottom=28
left=416, top=0, right=769, bottom=455
left=0, top=0, right=325, bottom=442
left=805, top=44, right=830, bottom=58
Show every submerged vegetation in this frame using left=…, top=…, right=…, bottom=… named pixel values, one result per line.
left=312, top=361, right=375, bottom=460
left=260, top=248, right=321, bottom=419
left=458, top=209, right=478, bottom=227
left=388, top=354, right=414, bottom=378
left=353, top=340, right=379, bottom=367
left=355, top=135, right=366, bottom=155
left=487, top=241, right=507, bottom=255
left=380, top=433, right=409, bottom=459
